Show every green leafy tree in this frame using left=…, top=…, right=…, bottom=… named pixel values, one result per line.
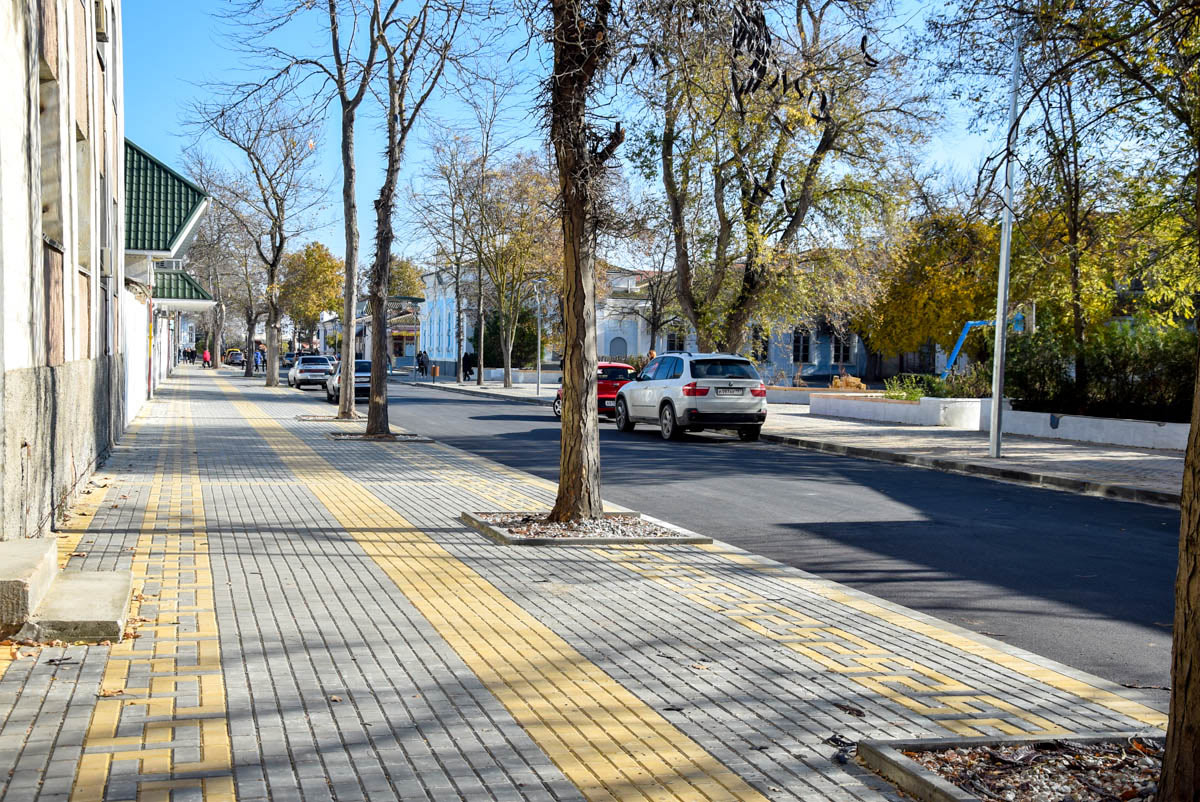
left=388, top=256, right=425, bottom=300
left=280, top=242, right=345, bottom=348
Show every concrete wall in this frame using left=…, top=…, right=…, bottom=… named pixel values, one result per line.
left=1001, top=410, right=1188, bottom=451
left=811, top=394, right=1189, bottom=450
left=3, top=355, right=123, bottom=540
left=0, top=0, right=127, bottom=540
left=121, top=290, right=148, bottom=425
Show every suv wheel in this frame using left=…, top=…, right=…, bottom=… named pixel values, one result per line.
left=615, top=398, right=635, bottom=432
left=326, top=385, right=336, bottom=403
left=659, top=404, right=682, bottom=441
left=552, top=397, right=562, bottom=418
left=738, top=425, right=761, bottom=442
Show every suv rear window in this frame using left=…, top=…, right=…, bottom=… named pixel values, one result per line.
left=689, top=358, right=759, bottom=380
left=598, top=366, right=636, bottom=381
left=299, top=356, right=330, bottom=365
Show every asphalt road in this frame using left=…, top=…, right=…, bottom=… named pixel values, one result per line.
left=294, top=380, right=1179, bottom=700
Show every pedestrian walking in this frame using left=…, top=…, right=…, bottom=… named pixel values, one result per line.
left=202, top=348, right=211, bottom=367
left=255, top=349, right=264, bottom=374
left=417, top=351, right=426, bottom=377
left=462, top=352, right=475, bottom=381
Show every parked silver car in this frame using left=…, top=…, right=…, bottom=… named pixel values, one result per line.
left=287, top=355, right=333, bottom=388
left=614, top=352, right=767, bottom=441
left=325, top=359, right=372, bottom=402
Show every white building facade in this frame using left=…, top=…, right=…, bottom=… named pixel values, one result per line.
left=0, top=0, right=128, bottom=539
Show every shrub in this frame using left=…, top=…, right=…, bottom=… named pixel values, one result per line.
left=1004, top=322, right=1196, bottom=423
left=884, top=373, right=944, bottom=401
left=942, top=361, right=992, bottom=398
left=1005, top=327, right=1074, bottom=405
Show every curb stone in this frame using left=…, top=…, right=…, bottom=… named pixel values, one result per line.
left=858, top=732, right=1161, bottom=802
left=415, top=381, right=1179, bottom=507
left=401, top=380, right=556, bottom=408
left=753, top=431, right=1180, bottom=508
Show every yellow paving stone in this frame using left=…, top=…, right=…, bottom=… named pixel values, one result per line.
left=70, top=379, right=237, bottom=801
left=214, top=376, right=771, bottom=802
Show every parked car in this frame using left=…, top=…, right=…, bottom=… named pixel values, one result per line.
left=282, top=352, right=296, bottom=368
left=553, top=362, right=636, bottom=419
left=225, top=349, right=243, bottom=366
left=325, top=359, right=372, bottom=402
left=614, top=352, right=767, bottom=441
left=287, top=355, right=333, bottom=388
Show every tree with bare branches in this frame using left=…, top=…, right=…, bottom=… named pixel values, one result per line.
left=364, top=0, right=465, bottom=436
left=192, top=91, right=323, bottom=386
left=221, top=0, right=410, bottom=412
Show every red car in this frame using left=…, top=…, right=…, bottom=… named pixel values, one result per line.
left=553, top=361, right=637, bottom=419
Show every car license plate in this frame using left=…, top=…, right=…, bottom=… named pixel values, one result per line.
left=601, top=400, right=613, bottom=407
left=716, top=388, right=742, bottom=396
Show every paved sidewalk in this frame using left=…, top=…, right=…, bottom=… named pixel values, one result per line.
left=410, top=379, right=1184, bottom=506
left=0, top=367, right=1167, bottom=802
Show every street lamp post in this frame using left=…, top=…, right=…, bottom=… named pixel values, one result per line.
left=988, top=17, right=1023, bottom=459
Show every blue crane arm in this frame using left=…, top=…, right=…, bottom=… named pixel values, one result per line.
left=941, top=320, right=993, bottom=379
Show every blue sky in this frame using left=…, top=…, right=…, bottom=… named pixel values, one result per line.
left=122, top=1, right=996, bottom=264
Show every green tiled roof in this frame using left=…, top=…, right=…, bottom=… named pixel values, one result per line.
left=125, top=140, right=208, bottom=252
left=153, top=269, right=213, bottom=301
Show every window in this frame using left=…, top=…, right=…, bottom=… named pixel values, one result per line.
left=833, top=333, right=854, bottom=364
left=792, top=328, right=810, bottom=363
left=639, top=358, right=662, bottom=381
left=665, top=357, right=683, bottom=379
left=598, top=365, right=636, bottom=381
left=77, top=270, right=90, bottom=358
left=608, top=336, right=628, bottom=357
left=651, top=358, right=676, bottom=381
left=690, top=358, right=759, bottom=380
left=44, top=242, right=64, bottom=366
left=666, top=330, right=684, bottom=352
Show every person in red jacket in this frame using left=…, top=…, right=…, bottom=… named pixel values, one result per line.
left=202, top=348, right=211, bottom=367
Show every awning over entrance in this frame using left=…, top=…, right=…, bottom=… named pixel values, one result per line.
left=153, top=269, right=215, bottom=312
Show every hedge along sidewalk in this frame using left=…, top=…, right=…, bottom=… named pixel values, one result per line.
left=411, top=379, right=1184, bottom=507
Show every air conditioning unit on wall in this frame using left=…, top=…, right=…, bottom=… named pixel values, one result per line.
left=94, top=1, right=109, bottom=42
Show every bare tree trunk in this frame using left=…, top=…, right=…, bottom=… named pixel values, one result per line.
left=546, top=0, right=621, bottom=522
left=1161, top=146, right=1200, bottom=802
left=265, top=295, right=281, bottom=386
left=475, top=283, right=484, bottom=385
left=244, top=313, right=255, bottom=378
left=501, top=322, right=514, bottom=388
left=338, top=106, right=360, bottom=419
left=367, top=285, right=391, bottom=435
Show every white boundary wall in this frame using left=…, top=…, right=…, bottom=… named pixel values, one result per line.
left=810, top=395, right=1188, bottom=451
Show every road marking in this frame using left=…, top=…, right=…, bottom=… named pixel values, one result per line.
left=73, top=376, right=236, bottom=802
left=214, top=376, right=770, bottom=802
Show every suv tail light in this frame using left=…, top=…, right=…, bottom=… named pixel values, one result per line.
left=681, top=382, right=709, bottom=397
left=750, top=383, right=767, bottom=397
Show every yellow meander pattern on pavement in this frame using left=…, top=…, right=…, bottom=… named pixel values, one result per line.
left=73, top=380, right=236, bottom=802
left=213, top=377, right=770, bottom=802
left=780, top=570, right=1168, bottom=729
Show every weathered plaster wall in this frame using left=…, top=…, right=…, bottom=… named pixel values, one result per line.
left=2, top=355, right=124, bottom=540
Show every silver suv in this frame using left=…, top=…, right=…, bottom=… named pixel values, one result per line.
left=614, top=352, right=767, bottom=441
